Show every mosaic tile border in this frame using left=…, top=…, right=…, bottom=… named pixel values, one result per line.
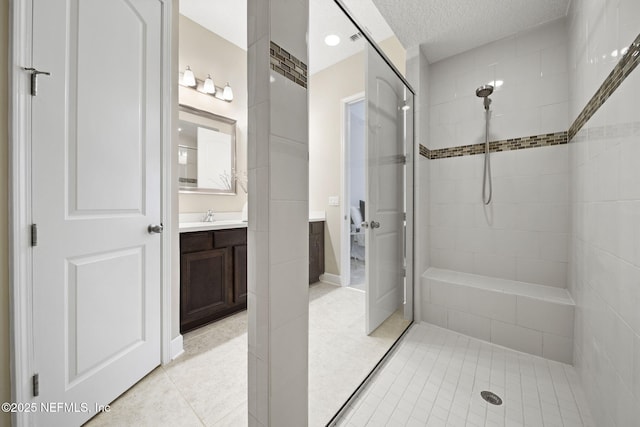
left=569, top=33, right=640, bottom=141
left=419, top=144, right=429, bottom=158
left=418, top=32, right=640, bottom=159
left=270, top=41, right=308, bottom=89
left=420, top=131, right=567, bottom=159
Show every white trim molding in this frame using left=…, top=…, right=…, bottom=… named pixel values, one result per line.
left=9, top=1, right=35, bottom=425
left=170, top=334, right=184, bottom=360
left=319, top=273, right=342, bottom=286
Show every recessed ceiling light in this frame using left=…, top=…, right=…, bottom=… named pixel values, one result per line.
left=324, top=34, right=341, bottom=46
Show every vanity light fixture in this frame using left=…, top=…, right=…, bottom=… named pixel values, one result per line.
left=203, top=74, right=216, bottom=94
left=182, top=66, right=196, bottom=87
left=223, top=83, right=234, bottom=101
left=179, top=66, right=233, bottom=103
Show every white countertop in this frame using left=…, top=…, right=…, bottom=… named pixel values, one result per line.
left=179, top=211, right=325, bottom=233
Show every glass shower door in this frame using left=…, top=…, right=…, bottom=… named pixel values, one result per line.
left=364, top=44, right=414, bottom=334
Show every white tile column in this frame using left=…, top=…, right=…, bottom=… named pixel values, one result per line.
left=247, top=0, right=309, bottom=426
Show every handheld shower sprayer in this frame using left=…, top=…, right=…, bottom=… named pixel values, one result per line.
left=476, top=84, right=494, bottom=205
left=476, top=84, right=494, bottom=110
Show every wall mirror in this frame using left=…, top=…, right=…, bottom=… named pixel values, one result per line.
left=178, top=104, right=237, bottom=194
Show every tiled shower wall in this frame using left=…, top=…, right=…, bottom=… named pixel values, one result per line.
left=427, top=19, right=570, bottom=287
left=567, top=0, right=640, bottom=425
left=430, top=146, right=569, bottom=287
left=429, top=19, right=569, bottom=150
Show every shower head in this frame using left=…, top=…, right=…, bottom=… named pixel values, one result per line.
left=476, top=85, right=494, bottom=98
left=476, top=84, right=494, bottom=110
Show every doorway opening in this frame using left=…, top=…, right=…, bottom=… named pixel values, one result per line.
left=344, top=97, right=366, bottom=291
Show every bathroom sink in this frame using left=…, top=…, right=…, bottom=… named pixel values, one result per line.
left=179, top=219, right=247, bottom=232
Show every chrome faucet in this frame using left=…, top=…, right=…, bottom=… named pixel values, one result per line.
left=203, top=209, right=215, bottom=222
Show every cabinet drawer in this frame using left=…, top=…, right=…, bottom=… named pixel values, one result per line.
left=180, top=231, right=213, bottom=253
left=309, top=221, right=323, bottom=235
left=214, top=228, right=247, bottom=248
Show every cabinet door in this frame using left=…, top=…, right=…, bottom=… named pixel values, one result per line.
left=180, top=248, right=232, bottom=332
left=309, top=229, right=319, bottom=284
left=234, top=244, right=248, bottom=304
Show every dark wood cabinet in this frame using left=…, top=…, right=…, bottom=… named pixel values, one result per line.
left=180, top=228, right=247, bottom=333
left=180, top=221, right=325, bottom=332
left=309, top=221, right=325, bottom=284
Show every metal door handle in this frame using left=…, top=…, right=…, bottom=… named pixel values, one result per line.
left=361, top=221, right=369, bottom=229
left=370, top=221, right=380, bottom=229
left=23, top=67, right=51, bottom=96
left=148, top=224, right=163, bottom=234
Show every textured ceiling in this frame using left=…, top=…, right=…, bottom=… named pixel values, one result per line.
left=371, top=0, right=571, bottom=63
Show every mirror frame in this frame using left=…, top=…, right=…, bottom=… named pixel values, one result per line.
left=178, top=104, right=237, bottom=195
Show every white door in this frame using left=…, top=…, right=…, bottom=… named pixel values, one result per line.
left=31, top=1, right=163, bottom=425
left=364, top=45, right=407, bottom=334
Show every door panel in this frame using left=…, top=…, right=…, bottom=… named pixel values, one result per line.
left=72, top=0, right=147, bottom=213
left=365, top=45, right=408, bottom=334
left=31, top=0, right=163, bottom=425
left=70, top=247, right=145, bottom=380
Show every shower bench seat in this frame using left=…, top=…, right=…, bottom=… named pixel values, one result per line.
left=421, top=267, right=574, bottom=364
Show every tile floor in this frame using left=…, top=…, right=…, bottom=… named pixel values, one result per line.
left=85, top=282, right=410, bottom=426
left=349, top=258, right=366, bottom=291
left=334, top=323, right=594, bottom=427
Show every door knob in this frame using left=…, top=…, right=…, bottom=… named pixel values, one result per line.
left=361, top=221, right=369, bottom=229
left=148, top=224, right=164, bottom=234
left=370, top=221, right=380, bottom=229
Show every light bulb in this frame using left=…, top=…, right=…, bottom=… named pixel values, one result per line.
left=183, top=66, right=196, bottom=87
left=324, top=34, right=340, bottom=46
left=223, top=83, right=233, bottom=101
left=203, top=74, right=216, bottom=94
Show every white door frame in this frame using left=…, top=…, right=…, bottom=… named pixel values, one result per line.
left=8, top=1, right=175, bottom=425
left=340, top=92, right=365, bottom=288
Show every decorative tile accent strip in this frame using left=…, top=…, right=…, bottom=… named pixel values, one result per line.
left=270, top=41, right=308, bottom=89
left=427, top=131, right=567, bottom=160
left=419, top=144, right=429, bottom=159
left=569, top=33, right=640, bottom=141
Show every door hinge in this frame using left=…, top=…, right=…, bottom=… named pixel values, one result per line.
left=402, top=267, right=406, bottom=277
left=31, top=224, right=38, bottom=247
left=32, top=373, right=39, bottom=397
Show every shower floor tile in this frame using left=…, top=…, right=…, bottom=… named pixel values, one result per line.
left=335, top=322, right=594, bottom=427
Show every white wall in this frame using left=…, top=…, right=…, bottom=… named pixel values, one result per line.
left=406, top=45, right=431, bottom=323
left=178, top=15, right=248, bottom=214
left=427, top=21, right=570, bottom=288
left=247, top=0, right=310, bottom=424
left=429, top=146, right=569, bottom=287
left=0, top=1, right=10, bottom=425
left=429, top=19, right=568, bottom=150
left=567, top=0, right=640, bottom=425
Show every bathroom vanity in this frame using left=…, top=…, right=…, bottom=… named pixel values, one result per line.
left=179, top=213, right=325, bottom=333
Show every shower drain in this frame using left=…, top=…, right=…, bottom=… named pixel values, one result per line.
left=480, top=390, right=503, bottom=406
